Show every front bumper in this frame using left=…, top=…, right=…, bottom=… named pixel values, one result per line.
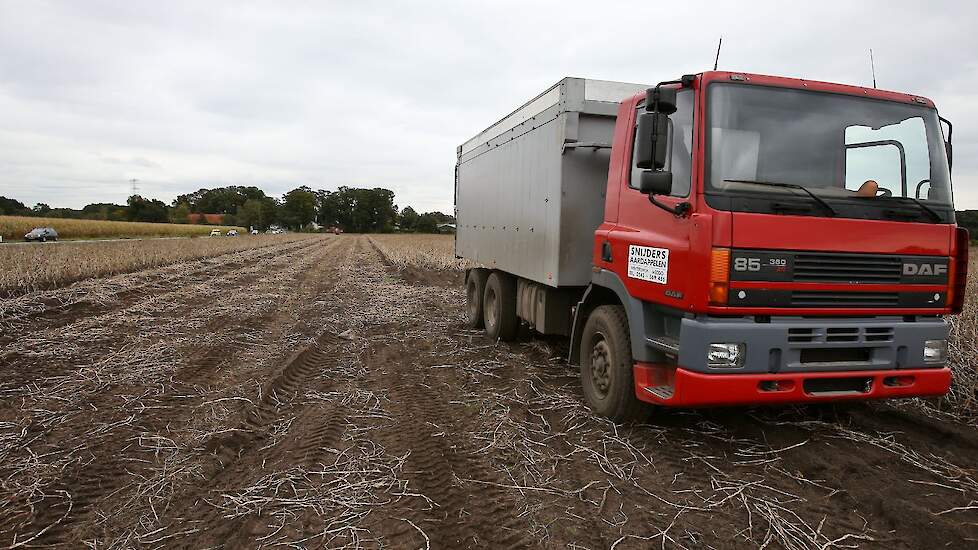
left=633, top=364, right=952, bottom=407
left=675, top=315, right=948, bottom=373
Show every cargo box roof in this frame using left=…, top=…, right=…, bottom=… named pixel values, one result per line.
left=458, top=77, right=649, bottom=157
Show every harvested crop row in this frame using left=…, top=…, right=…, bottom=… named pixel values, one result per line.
left=0, top=233, right=314, bottom=296
left=368, top=233, right=468, bottom=271
left=0, top=214, right=244, bottom=241
left=943, top=249, right=978, bottom=417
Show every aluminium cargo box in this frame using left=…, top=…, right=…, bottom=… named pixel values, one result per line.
left=455, top=77, right=649, bottom=287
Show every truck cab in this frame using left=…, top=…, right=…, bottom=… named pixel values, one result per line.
left=456, top=72, right=967, bottom=420
left=578, top=70, right=967, bottom=414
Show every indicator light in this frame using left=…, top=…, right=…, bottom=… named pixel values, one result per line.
left=709, top=248, right=730, bottom=305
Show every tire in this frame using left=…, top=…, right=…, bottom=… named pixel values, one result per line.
left=465, top=269, right=489, bottom=329
left=580, top=305, right=647, bottom=421
left=41, top=236, right=46, bottom=243
left=483, top=271, right=518, bottom=341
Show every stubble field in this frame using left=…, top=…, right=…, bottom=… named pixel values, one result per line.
left=1, top=234, right=976, bottom=549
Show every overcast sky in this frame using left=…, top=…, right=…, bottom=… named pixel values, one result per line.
left=1, top=0, right=976, bottom=212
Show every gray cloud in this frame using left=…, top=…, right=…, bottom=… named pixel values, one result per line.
left=1, top=0, right=976, bottom=212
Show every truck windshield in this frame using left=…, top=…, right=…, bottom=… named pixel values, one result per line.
left=706, top=83, right=954, bottom=223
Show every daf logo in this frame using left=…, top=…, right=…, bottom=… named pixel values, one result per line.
left=903, top=263, right=947, bottom=276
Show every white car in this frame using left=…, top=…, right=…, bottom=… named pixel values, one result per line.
left=209, top=229, right=222, bottom=237
left=226, top=230, right=239, bottom=237
left=250, top=229, right=259, bottom=235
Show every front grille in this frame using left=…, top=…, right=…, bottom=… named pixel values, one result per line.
left=786, top=325, right=894, bottom=344
left=794, top=253, right=902, bottom=283
left=791, top=291, right=900, bottom=308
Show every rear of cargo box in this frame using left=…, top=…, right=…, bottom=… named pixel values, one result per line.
left=455, top=77, right=648, bottom=288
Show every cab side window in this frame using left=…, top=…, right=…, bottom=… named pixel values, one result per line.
left=630, top=90, right=694, bottom=196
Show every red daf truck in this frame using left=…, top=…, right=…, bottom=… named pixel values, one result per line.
left=455, top=72, right=967, bottom=420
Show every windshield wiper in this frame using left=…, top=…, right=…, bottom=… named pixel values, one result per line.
left=881, top=196, right=942, bottom=223
left=723, top=179, right=837, bottom=217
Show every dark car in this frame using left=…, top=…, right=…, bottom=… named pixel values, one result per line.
left=24, top=227, right=58, bottom=242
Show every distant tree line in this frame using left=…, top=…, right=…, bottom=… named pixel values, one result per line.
left=957, top=210, right=978, bottom=240
left=0, top=186, right=454, bottom=233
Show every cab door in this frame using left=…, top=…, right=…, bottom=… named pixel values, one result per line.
left=605, top=88, right=697, bottom=309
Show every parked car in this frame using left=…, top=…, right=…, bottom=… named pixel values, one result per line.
left=24, top=227, right=58, bottom=242
left=226, top=230, right=239, bottom=236
left=250, top=229, right=259, bottom=235
left=209, top=229, right=222, bottom=237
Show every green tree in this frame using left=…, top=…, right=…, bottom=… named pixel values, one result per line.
left=280, top=186, right=318, bottom=230
left=174, top=186, right=270, bottom=215
left=399, top=206, right=419, bottom=231
left=169, top=202, right=191, bottom=224
left=416, top=212, right=439, bottom=233
left=316, top=187, right=399, bottom=233
left=0, top=196, right=30, bottom=216
left=82, top=203, right=128, bottom=221
left=237, top=198, right=271, bottom=230
left=127, top=195, right=169, bottom=223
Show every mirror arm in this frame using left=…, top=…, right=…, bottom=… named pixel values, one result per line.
left=647, top=195, right=690, bottom=218
left=939, top=115, right=953, bottom=171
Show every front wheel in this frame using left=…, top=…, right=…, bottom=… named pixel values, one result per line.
left=580, top=305, right=647, bottom=421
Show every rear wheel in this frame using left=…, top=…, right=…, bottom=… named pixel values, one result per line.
left=580, top=305, right=646, bottom=421
left=465, top=269, right=489, bottom=329
left=483, top=271, right=518, bottom=341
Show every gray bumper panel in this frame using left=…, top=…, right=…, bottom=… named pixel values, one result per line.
left=677, top=316, right=948, bottom=374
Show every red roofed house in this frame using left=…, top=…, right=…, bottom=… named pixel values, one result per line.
left=187, top=213, right=226, bottom=225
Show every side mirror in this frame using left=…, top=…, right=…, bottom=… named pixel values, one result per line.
left=635, top=112, right=670, bottom=169
left=638, top=170, right=673, bottom=195
left=946, top=141, right=953, bottom=171
left=645, top=87, right=677, bottom=115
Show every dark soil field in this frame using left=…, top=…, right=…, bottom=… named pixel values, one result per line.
left=1, top=234, right=976, bottom=549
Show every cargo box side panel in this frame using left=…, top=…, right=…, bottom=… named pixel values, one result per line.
left=456, top=116, right=565, bottom=286
left=557, top=113, right=616, bottom=286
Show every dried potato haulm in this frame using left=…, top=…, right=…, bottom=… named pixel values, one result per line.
left=0, top=234, right=311, bottom=296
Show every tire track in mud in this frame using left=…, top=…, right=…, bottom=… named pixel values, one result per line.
left=152, top=239, right=362, bottom=547
left=366, top=340, right=532, bottom=550
left=1, top=237, right=347, bottom=548
left=1, top=238, right=337, bottom=386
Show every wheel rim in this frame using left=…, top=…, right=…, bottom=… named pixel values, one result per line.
left=590, top=333, right=612, bottom=398
left=485, top=287, right=498, bottom=329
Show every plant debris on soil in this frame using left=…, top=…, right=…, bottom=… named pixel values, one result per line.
left=1, top=235, right=977, bottom=549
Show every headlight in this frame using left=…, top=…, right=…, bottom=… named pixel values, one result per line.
left=923, top=339, right=948, bottom=364
left=708, top=343, right=745, bottom=368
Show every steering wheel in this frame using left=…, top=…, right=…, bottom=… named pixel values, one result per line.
left=876, top=188, right=892, bottom=197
